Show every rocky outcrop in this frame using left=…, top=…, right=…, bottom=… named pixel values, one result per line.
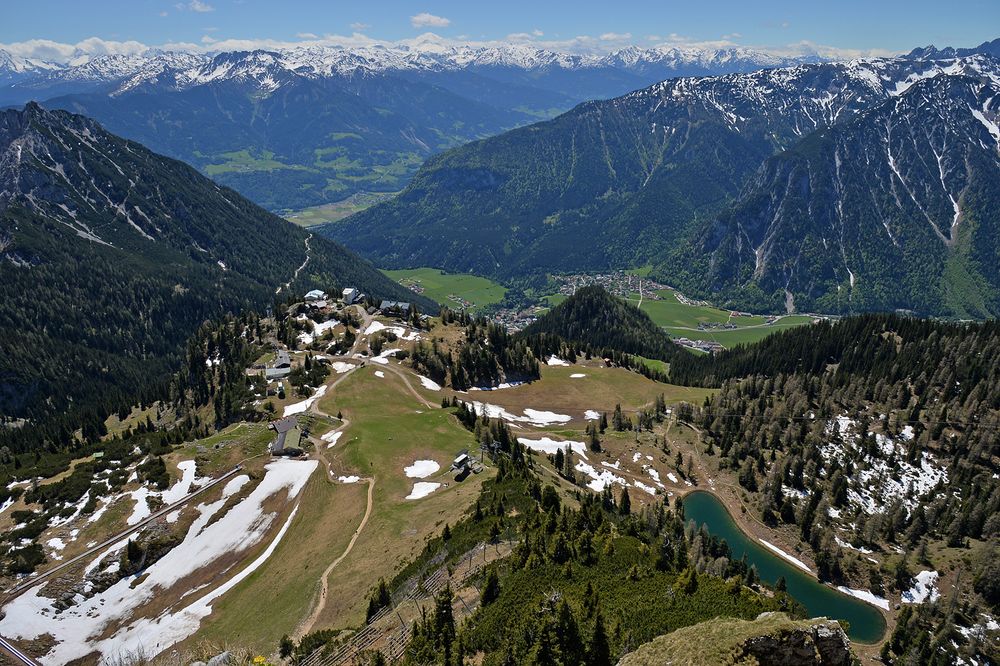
left=617, top=612, right=854, bottom=666
left=737, top=614, right=852, bottom=665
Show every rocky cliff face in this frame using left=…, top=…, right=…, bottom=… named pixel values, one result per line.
left=617, top=612, right=854, bottom=666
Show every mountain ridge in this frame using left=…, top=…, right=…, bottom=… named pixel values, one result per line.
left=0, top=102, right=430, bottom=431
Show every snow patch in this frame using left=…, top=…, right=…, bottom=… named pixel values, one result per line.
left=405, top=482, right=441, bottom=500
left=518, top=437, right=589, bottom=459
left=283, top=384, right=327, bottom=416
left=321, top=430, right=343, bottom=448
left=835, top=586, right=890, bottom=611
left=574, top=461, right=626, bottom=493
left=418, top=375, right=442, bottom=391
left=471, top=401, right=572, bottom=426
left=760, top=539, right=812, bottom=573
left=404, top=460, right=440, bottom=479
left=902, top=570, right=940, bottom=604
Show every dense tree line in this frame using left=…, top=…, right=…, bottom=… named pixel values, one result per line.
left=411, top=319, right=540, bottom=390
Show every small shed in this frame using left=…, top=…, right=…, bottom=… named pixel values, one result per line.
left=269, top=416, right=299, bottom=454
left=452, top=450, right=471, bottom=470
left=305, top=289, right=327, bottom=301
left=342, top=287, right=359, bottom=304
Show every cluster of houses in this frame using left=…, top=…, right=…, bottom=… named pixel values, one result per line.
left=672, top=337, right=726, bottom=354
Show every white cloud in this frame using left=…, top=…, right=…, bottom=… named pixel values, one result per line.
left=349, top=22, right=371, bottom=32
left=410, top=13, right=450, bottom=28
left=296, top=32, right=319, bottom=39
left=188, top=0, right=215, bottom=12
left=532, top=29, right=544, bottom=37
left=201, top=35, right=216, bottom=44
left=159, top=11, right=168, bottom=17
left=600, top=32, right=632, bottom=41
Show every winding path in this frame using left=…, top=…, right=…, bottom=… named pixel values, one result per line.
left=294, top=476, right=375, bottom=639
left=276, top=233, right=313, bottom=295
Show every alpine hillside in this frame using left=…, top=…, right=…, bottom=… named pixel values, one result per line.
left=0, top=103, right=429, bottom=445
left=327, top=43, right=1000, bottom=316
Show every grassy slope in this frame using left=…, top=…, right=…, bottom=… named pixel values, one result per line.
left=313, top=366, right=491, bottom=627
left=283, top=191, right=401, bottom=227
left=381, top=267, right=507, bottom=312
left=455, top=364, right=713, bottom=419
left=189, top=474, right=368, bottom=652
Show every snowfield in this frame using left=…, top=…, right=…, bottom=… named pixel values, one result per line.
left=125, top=460, right=204, bottom=526
left=404, top=460, right=440, bottom=478
left=0, top=459, right=317, bottom=664
left=322, top=430, right=343, bottom=448
left=546, top=356, right=569, bottom=366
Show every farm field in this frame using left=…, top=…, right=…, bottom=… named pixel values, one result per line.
left=625, top=289, right=815, bottom=348
left=382, top=267, right=507, bottom=312
left=283, top=190, right=400, bottom=227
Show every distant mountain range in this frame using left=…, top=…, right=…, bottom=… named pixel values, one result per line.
left=329, top=41, right=1000, bottom=317
left=0, top=42, right=821, bottom=210
left=0, top=103, right=425, bottom=426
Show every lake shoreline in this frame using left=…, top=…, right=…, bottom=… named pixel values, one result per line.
left=679, top=488, right=890, bottom=647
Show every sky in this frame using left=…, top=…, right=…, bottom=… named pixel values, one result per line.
left=2, top=0, right=999, bottom=63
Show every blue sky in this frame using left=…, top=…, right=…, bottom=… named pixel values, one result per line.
left=3, top=0, right=999, bottom=62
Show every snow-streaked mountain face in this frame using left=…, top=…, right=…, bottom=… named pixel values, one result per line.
left=686, top=74, right=1000, bottom=317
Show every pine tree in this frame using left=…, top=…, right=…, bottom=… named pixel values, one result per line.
left=588, top=613, right=612, bottom=666
left=482, top=566, right=500, bottom=605
left=619, top=487, right=631, bottom=516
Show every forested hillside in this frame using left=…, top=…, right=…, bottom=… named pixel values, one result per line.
left=0, top=103, right=432, bottom=454
left=328, top=51, right=1000, bottom=316
left=522, top=286, right=678, bottom=362
left=672, top=314, right=1000, bottom=663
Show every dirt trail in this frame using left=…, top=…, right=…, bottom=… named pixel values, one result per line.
left=294, top=475, right=375, bottom=639
left=276, top=233, right=312, bottom=295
